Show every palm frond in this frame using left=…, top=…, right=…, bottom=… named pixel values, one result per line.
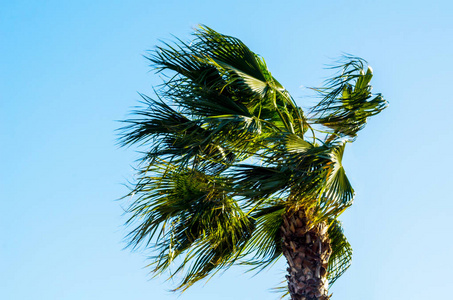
left=120, top=95, right=257, bottom=173
left=148, top=25, right=306, bottom=135
left=232, top=164, right=292, bottom=201
left=192, top=26, right=272, bottom=97
left=315, top=142, right=354, bottom=221
left=311, top=56, right=388, bottom=141
left=124, top=165, right=253, bottom=290
left=232, top=137, right=354, bottom=222
left=327, top=218, right=353, bottom=285
left=240, top=203, right=285, bottom=272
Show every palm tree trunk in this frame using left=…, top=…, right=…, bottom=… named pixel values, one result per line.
left=281, top=211, right=331, bottom=300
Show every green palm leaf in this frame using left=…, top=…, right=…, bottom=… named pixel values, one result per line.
left=315, top=142, right=354, bottom=221
left=119, top=26, right=387, bottom=297
left=327, top=219, right=353, bottom=285
left=124, top=165, right=253, bottom=290
left=311, top=57, right=388, bottom=141
left=240, top=203, right=285, bottom=272
left=149, top=25, right=306, bottom=135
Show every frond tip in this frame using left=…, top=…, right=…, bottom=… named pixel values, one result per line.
left=311, top=57, right=388, bottom=141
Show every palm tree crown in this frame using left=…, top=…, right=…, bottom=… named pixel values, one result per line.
left=119, top=25, right=387, bottom=299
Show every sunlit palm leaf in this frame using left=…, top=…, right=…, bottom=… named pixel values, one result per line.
left=311, top=56, right=388, bottom=141
left=315, top=142, right=355, bottom=221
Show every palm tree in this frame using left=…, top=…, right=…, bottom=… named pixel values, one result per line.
left=119, top=26, right=387, bottom=300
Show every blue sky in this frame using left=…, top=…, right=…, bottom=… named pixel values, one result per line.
left=1, top=1, right=452, bottom=299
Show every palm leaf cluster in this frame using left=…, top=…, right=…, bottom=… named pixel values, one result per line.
left=120, top=26, right=387, bottom=292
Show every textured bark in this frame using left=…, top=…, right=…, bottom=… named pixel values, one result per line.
left=281, top=210, right=332, bottom=300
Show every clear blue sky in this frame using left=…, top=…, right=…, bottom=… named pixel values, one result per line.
left=1, top=1, right=452, bottom=299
